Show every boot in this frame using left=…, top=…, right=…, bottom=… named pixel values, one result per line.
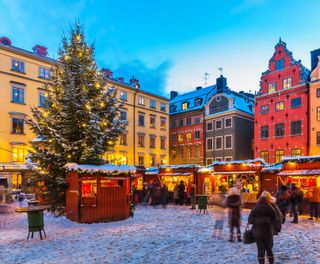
left=267, top=256, right=274, bottom=264
left=258, top=257, right=265, bottom=264
left=237, top=234, right=242, bottom=242
left=228, top=234, right=234, bottom=242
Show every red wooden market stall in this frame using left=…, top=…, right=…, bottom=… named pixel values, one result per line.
left=198, top=159, right=265, bottom=207
left=65, top=163, right=136, bottom=223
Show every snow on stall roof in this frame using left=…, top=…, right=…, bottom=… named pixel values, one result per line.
left=211, top=158, right=267, bottom=166
left=281, top=155, right=320, bottom=162
left=145, top=167, right=159, bottom=175
left=64, top=163, right=136, bottom=173
left=261, top=163, right=283, bottom=173
left=0, top=163, right=29, bottom=171
left=159, top=164, right=200, bottom=169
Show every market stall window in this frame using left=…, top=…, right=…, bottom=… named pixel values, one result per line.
left=100, top=178, right=119, bottom=187
left=81, top=178, right=97, bottom=206
left=161, top=175, right=191, bottom=192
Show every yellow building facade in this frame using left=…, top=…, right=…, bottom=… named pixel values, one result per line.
left=0, top=37, right=169, bottom=192
left=104, top=78, right=169, bottom=167
left=309, top=55, right=320, bottom=155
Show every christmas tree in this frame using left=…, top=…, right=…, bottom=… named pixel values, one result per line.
left=27, top=22, right=125, bottom=214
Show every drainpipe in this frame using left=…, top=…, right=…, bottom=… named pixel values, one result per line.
left=133, top=87, right=139, bottom=165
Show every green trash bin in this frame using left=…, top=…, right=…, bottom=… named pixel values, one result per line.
left=197, top=195, right=208, bottom=214
left=27, top=210, right=46, bottom=240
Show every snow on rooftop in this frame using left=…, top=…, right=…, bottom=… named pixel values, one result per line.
left=281, top=155, right=320, bottom=162
left=159, top=164, right=200, bottom=169
left=64, top=163, right=136, bottom=174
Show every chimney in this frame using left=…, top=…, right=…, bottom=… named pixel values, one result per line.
left=32, top=45, right=47, bottom=56
left=101, top=68, right=113, bottom=78
left=0, top=36, right=11, bottom=46
left=196, top=86, right=202, bottom=91
left=117, top=77, right=124, bottom=83
left=216, top=75, right=227, bottom=93
left=130, top=76, right=140, bottom=88
left=170, top=91, right=178, bottom=100
left=311, top=48, right=320, bottom=72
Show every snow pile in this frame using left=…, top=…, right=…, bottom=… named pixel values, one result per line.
left=0, top=206, right=319, bottom=264
left=64, top=163, right=136, bottom=174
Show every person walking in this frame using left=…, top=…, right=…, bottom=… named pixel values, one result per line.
left=306, top=185, right=320, bottom=220
left=289, top=183, right=303, bottom=223
left=275, top=185, right=290, bottom=223
left=173, top=183, right=179, bottom=205
left=186, top=182, right=192, bottom=206
left=248, top=191, right=277, bottom=264
left=190, top=182, right=197, bottom=209
left=226, top=187, right=242, bottom=242
left=160, top=183, right=168, bottom=208
left=178, top=180, right=185, bottom=206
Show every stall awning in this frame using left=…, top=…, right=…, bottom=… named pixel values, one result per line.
left=0, top=163, right=30, bottom=172
left=278, top=169, right=320, bottom=176
left=159, top=173, right=192, bottom=176
left=212, top=171, right=256, bottom=175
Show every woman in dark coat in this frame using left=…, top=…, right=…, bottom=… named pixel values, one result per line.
left=248, top=192, right=276, bottom=264
left=178, top=181, right=185, bottom=206
left=226, top=187, right=242, bottom=242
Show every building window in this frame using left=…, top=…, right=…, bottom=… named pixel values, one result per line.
left=260, top=151, right=269, bottom=163
left=291, top=148, right=301, bottom=157
left=150, top=115, right=156, bottom=128
left=186, top=132, right=192, bottom=141
left=194, top=98, right=202, bottom=106
left=268, top=82, right=276, bottom=93
left=150, top=136, right=156, bottom=148
left=260, top=125, right=269, bottom=139
left=206, top=158, right=213, bottom=165
left=160, top=137, right=166, bottom=149
left=120, top=91, right=127, bottom=100
left=39, top=67, right=50, bottom=79
left=138, top=96, right=145, bottom=105
left=291, top=97, right=301, bottom=108
left=138, top=134, right=145, bottom=147
left=225, top=118, right=232, bottom=128
left=150, top=99, right=156, bottom=109
left=138, top=156, right=144, bottom=166
left=39, top=91, right=48, bottom=107
left=12, top=59, right=25, bottom=73
left=13, top=147, right=25, bottom=162
left=317, top=132, right=320, bottom=145
left=178, top=119, right=183, bottom=127
left=207, top=122, right=213, bottom=131
left=317, top=107, right=320, bottom=121
left=170, top=120, right=176, bottom=129
left=291, top=121, right=301, bottom=136
left=119, top=134, right=127, bottom=145
left=12, top=118, right=24, bottom=134
left=207, top=138, right=213, bottom=150
left=178, top=134, right=183, bottom=142
left=160, top=117, right=166, bottom=130
left=186, top=117, right=191, bottom=125
left=194, top=130, right=200, bottom=139
left=275, top=59, right=284, bottom=71
left=317, top=88, right=320, bottom=97
left=275, top=150, right=285, bottom=163
left=215, top=157, right=223, bottom=162
left=260, top=105, right=269, bottom=114
left=12, top=86, right=25, bottom=104
left=275, top=101, right=285, bottom=111
left=215, top=137, right=222, bottom=150
left=170, top=105, right=176, bottom=113
left=194, top=116, right=201, bottom=124
left=275, top=123, right=284, bottom=137
left=150, top=156, right=156, bottom=167
left=160, top=103, right=166, bottom=112
left=283, top=77, right=292, bottom=89
left=138, top=113, right=145, bottom=126
left=186, top=146, right=192, bottom=159
left=181, top=102, right=188, bottom=110
left=225, top=157, right=233, bottom=162
left=225, top=135, right=232, bottom=149
left=177, top=147, right=183, bottom=159
left=194, top=145, right=200, bottom=158
left=120, top=111, right=127, bottom=121
left=215, top=119, right=222, bottom=129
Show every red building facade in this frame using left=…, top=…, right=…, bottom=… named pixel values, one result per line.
left=169, top=87, right=215, bottom=165
left=254, top=39, right=310, bottom=164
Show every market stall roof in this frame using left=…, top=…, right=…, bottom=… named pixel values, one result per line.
left=282, top=155, right=320, bottom=163
left=159, top=164, right=200, bottom=169
left=159, top=172, right=192, bottom=176
left=278, top=169, right=320, bottom=176
left=261, top=163, right=282, bottom=173
left=145, top=167, right=159, bottom=175
left=0, top=163, right=30, bottom=172
left=211, top=158, right=267, bottom=166
left=64, top=163, right=136, bottom=174
left=212, top=171, right=257, bottom=175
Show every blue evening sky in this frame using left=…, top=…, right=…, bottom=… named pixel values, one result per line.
left=1, top=0, right=320, bottom=97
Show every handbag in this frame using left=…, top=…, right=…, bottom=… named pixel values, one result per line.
left=242, top=223, right=255, bottom=244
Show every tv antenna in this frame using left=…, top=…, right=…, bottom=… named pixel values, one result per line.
left=204, top=72, right=210, bottom=86
left=218, top=67, right=223, bottom=76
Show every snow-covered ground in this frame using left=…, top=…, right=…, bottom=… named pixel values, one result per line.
left=0, top=205, right=319, bottom=264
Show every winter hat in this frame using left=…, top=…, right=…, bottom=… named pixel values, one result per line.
left=228, top=187, right=239, bottom=196
left=259, top=191, right=275, bottom=203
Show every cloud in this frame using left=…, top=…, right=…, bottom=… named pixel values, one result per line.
left=111, top=60, right=172, bottom=97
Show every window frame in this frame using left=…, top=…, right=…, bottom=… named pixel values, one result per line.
left=260, top=125, right=269, bottom=139
left=224, top=135, right=232, bottom=150
left=12, top=85, right=25, bottom=104
left=291, top=97, right=302, bottom=109
left=12, top=117, right=25, bottom=134
left=138, top=96, right=145, bottom=106
left=291, top=120, right=302, bottom=136
left=260, top=151, right=269, bottom=163
left=225, top=118, right=232, bottom=128
left=215, top=136, right=223, bottom=150
left=268, top=82, right=276, bottom=93
left=120, top=91, right=127, bottom=101
left=275, top=101, right=285, bottom=112
left=150, top=99, right=156, bottom=109
left=38, top=67, right=51, bottom=80
left=138, top=113, right=145, bottom=126
left=283, top=77, right=292, bottom=89
left=275, top=150, right=285, bottom=163
left=11, top=59, right=25, bottom=73
left=260, top=105, right=269, bottom=114
left=207, top=121, right=213, bottom=131
left=275, top=123, right=285, bottom=138
left=215, top=119, right=222, bottom=130
left=206, top=137, right=213, bottom=150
